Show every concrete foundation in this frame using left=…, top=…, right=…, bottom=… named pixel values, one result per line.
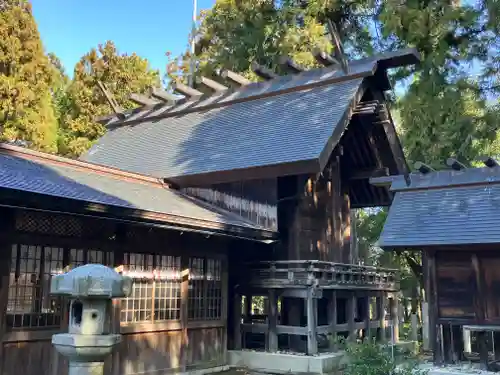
left=228, top=350, right=345, bottom=375
left=228, top=342, right=418, bottom=375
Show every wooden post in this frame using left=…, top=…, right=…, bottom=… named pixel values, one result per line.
left=376, top=293, right=387, bottom=342
left=389, top=296, right=399, bottom=344
left=268, top=289, right=278, bottom=353
left=494, top=332, right=500, bottom=361
left=180, top=257, right=190, bottom=371
left=306, top=287, right=318, bottom=355
left=442, top=324, right=453, bottom=364
left=233, top=291, right=242, bottom=350
left=451, top=325, right=464, bottom=363
left=221, top=257, right=229, bottom=363
left=472, top=253, right=488, bottom=370
left=244, top=294, right=252, bottom=323
left=288, top=298, right=302, bottom=351
left=347, top=294, right=356, bottom=342
left=363, top=296, right=372, bottom=341
left=477, top=331, right=489, bottom=370
left=328, top=291, right=338, bottom=351
left=427, top=251, right=443, bottom=365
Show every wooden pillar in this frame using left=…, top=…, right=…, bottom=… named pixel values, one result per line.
left=451, top=325, right=464, bottom=363
left=268, top=289, right=278, bottom=353
left=363, top=296, right=372, bottom=341
left=472, top=253, right=488, bottom=370
left=244, top=294, right=252, bottom=323
left=288, top=298, right=302, bottom=351
left=328, top=291, right=338, bottom=351
left=233, top=291, right=242, bottom=350
left=427, top=251, right=442, bottom=365
left=180, top=256, right=190, bottom=371
left=377, top=293, right=387, bottom=342
left=494, top=332, right=500, bottom=361
left=221, top=257, right=229, bottom=363
left=306, top=288, right=318, bottom=355
left=442, top=324, right=453, bottom=364
left=0, top=214, right=14, bottom=374
left=389, top=296, right=399, bottom=344
left=477, top=331, right=489, bottom=370
left=347, top=294, right=356, bottom=342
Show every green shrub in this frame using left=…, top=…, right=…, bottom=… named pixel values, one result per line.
left=344, top=340, right=427, bottom=375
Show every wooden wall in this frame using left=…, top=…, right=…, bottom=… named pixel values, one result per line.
left=183, top=178, right=278, bottom=231
left=0, top=326, right=226, bottom=375
left=276, top=154, right=351, bottom=262
left=0, top=207, right=237, bottom=375
left=429, top=250, right=500, bottom=325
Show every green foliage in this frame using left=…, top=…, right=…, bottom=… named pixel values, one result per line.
left=380, top=0, right=500, bottom=167
left=344, top=340, right=427, bottom=375
left=167, top=0, right=333, bottom=85
left=59, top=41, right=160, bottom=157
left=0, top=0, right=58, bottom=152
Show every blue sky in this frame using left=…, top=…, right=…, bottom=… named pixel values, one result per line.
left=31, top=0, right=216, bottom=77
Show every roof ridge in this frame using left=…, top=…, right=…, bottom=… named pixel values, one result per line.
left=0, top=143, right=162, bottom=186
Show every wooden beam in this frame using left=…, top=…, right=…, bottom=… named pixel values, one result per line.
left=313, top=48, right=339, bottom=67
left=349, top=167, right=389, bottom=181
left=172, top=81, right=203, bottom=99
left=479, top=155, right=499, bottom=168
left=251, top=61, right=278, bottom=80
left=217, top=69, right=252, bottom=87
left=97, top=81, right=125, bottom=119
left=195, top=76, right=228, bottom=93
left=414, top=161, right=435, bottom=174
left=151, top=87, right=180, bottom=104
left=279, top=56, right=304, bottom=74
left=129, top=93, right=159, bottom=107
left=327, top=19, right=349, bottom=74
left=446, top=157, right=466, bottom=171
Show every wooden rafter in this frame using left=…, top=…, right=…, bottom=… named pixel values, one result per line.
left=97, top=81, right=125, bottom=119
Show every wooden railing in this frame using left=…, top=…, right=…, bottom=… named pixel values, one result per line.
left=243, top=260, right=398, bottom=291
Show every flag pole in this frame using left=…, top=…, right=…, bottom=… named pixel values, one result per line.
left=188, top=0, right=197, bottom=87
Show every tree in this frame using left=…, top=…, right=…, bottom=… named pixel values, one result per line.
left=0, top=0, right=58, bottom=152
left=167, top=0, right=338, bottom=85
left=379, top=0, right=500, bottom=167
left=59, top=41, right=160, bottom=157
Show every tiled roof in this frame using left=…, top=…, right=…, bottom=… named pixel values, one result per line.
left=0, top=144, right=276, bottom=240
left=373, top=167, right=500, bottom=248
left=82, top=78, right=364, bottom=179
left=81, top=49, right=420, bottom=183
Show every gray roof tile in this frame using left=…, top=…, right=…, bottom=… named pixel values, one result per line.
left=0, top=151, right=271, bottom=235
left=82, top=78, right=364, bottom=178
left=378, top=167, right=500, bottom=247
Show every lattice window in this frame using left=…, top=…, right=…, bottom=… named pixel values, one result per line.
left=154, top=255, right=181, bottom=321
left=206, top=258, right=222, bottom=320
left=7, top=244, right=64, bottom=329
left=120, top=253, right=181, bottom=324
left=188, top=257, right=223, bottom=321
left=120, top=253, right=153, bottom=323
left=188, top=257, right=205, bottom=320
left=15, top=211, right=83, bottom=238
left=69, top=249, right=114, bottom=267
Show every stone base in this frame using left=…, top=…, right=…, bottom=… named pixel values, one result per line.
left=228, top=342, right=418, bottom=375
left=228, top=350, right=345, bottom=375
